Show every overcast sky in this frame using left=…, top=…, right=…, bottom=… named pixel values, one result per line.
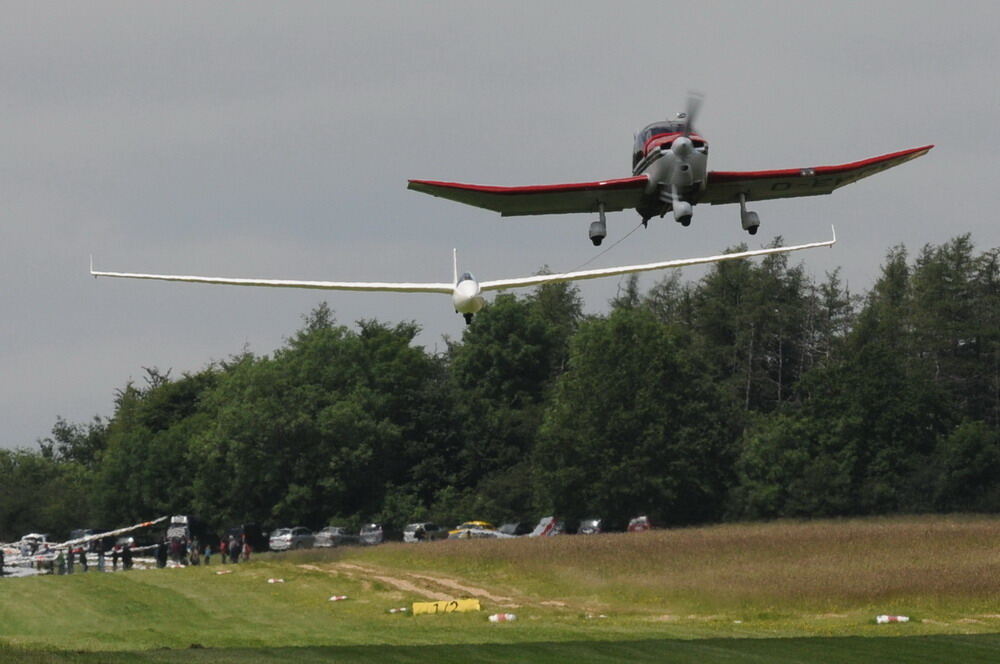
left=2, top=1, right=998, bottom=449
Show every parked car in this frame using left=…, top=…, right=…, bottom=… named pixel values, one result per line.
left=314, top=526, right=359, bottom=548
left=497, top=522, right=534, bottom=537
left=18, top=533, right=49, bottom=555
left=448, top=528, right=514, bottom=540
left=578, top=518, right=603, bottom=535
left=627, top=515, right=654, bottom=532
left=447, top=522, right=514, bottom=540
left=360, top=523, right=399, bottom=546
left=269, top=527, right=314, bottom=551
left=403, top=522, right=450, bottom=542
left=448, top=521, right=495, bottom=538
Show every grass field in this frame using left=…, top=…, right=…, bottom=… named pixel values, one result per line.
left=1, top=515, right=998, bottom=662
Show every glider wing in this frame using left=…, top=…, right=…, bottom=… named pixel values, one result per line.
left=479, top=227, right=836, bottom=292
left=90, top=261, right=453, bottom=294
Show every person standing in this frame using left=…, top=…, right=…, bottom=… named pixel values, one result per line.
left=203, top=543, right=212, bottom=566
left=122, top=543, right=133, bottom=571
left=241, top=538, right=251, bottom=563
left=229, top=536, right=240, bottom=564
left=78, top=547, right=88, bottom=572
left=219, top=537, right=228, bottom=564
left=111, top=545, right=119, bottom=571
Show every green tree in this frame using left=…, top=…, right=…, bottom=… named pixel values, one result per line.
left=0, top=449, right=95, bottom=540
left=188, top=306, right=453, bottom=529
left=97, top=368, right=218, bottom=525
left=534, top=307, right=737, bottom=526
left=448, top=286, right=580, bottom=504
left=932, top=420, right=1000, bottom=511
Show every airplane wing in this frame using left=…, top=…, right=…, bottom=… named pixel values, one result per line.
left=407, top=175, right=649, bottom=216
left=701, top=145, right=932, bottom=205
left=479, top=227, right=836, bottom=292
left=90, top=260, right=454, bottom=294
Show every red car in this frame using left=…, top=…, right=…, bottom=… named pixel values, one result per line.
left=627, top=516, right=653, bottom=533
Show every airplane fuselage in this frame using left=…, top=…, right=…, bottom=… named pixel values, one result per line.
left=631, top=120, right=709, bottom=223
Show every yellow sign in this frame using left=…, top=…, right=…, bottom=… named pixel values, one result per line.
left=412, top=598, right=481, bottom=616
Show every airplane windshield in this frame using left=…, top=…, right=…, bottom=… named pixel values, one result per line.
left=634, top=123, right=683, bottom=155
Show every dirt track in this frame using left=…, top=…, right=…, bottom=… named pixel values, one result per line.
left=299, top=562, right=520, bottom=607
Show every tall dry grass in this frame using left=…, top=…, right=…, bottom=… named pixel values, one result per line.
left=362, top=515, right=1000, bottom=612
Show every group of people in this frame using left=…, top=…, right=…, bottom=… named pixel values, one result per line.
left=154, top=533, right=252, bottom=568
left=47, top=540, right=131, bottom=574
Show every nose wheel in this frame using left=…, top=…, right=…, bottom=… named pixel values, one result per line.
left=589, top=203, right=607, bottom=246
left=739, top=193, right=760, bottom=235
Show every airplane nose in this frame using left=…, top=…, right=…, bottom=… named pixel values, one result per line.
left=671, top=135, right=693, bottom=158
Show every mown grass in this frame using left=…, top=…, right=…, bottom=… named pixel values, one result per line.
left=0, top=515, right=997, bottom=660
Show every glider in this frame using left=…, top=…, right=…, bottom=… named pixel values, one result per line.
left=92, top=228, right=836, bottom=324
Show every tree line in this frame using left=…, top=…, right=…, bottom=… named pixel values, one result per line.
left=3, top=234, right=998, bottom=541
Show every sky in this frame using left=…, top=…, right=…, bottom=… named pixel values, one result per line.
left=2, top=1, right=998, bottom=449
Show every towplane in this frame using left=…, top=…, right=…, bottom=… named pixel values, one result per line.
left=91, top=228, right=835, bottom=324
left=409, top=96, right=931, bottom=246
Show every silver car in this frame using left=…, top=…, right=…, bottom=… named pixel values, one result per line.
left=268, top=526, right=314, bottom=551
left=403, top=522, right=450, bottom=543
left=314, top=526, right=359, bottom=548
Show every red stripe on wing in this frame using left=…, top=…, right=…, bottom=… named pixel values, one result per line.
left=709, top=145, right=933, bottom=183
left=408, top=175, right=648, bottom=195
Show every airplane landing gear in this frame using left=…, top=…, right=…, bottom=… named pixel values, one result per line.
left=671, top=189, right=693, bottom=227
left=589, top=203, right=607, bottom=246
left=739, top=193, right=759, bottom=235
left=589, top=221, right=605, bottom=246
left=463, top=313, right=474, bottom=325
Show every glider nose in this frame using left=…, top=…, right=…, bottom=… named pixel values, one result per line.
left=452, top=278, right=484, bottom=314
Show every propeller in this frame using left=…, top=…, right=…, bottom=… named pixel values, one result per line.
left=667, top=92, right=705, bottom=204
left=682, top=91, right=703, bottom=138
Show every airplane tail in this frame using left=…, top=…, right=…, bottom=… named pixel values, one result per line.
left=452, top=248, right=458, bottom=285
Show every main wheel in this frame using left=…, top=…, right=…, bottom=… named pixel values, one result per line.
left=747, top=225, right=758, bottom=235
left=591, top=237, right=603, bottom=246
left=678, top=215, right=692, bottom=227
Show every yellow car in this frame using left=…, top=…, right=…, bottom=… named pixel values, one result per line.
left=448, top=521, right=497, bottom=539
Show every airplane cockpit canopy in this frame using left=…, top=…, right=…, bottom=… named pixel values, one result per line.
left=459, top=271, right=475, bottom=283
left=633, top=120, right=707, bottom=167
left=634, top=122, right=686, bottom=151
